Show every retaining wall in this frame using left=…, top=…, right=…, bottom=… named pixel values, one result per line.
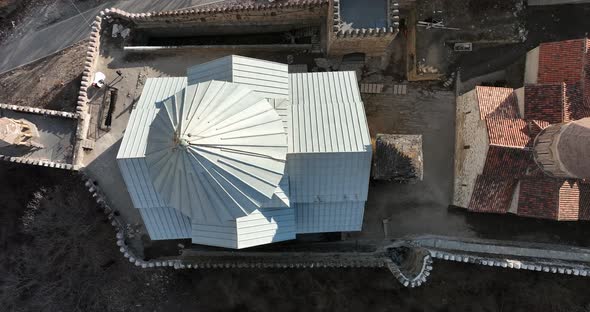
left=430, top=250, right=590, bottom=276
left=386, top=253, right=433, bottom=288
left=0, top=103, right=79, bottom=119
left=414, top=236, right=590, bottom=277
left=123, top=1, right=329, bottom=35
left=72, top=13, right=102, bottom=167
left=0, top=155, right=75, bottom=170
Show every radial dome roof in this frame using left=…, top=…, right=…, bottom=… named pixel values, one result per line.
left=145, top=80, right=288, bottom=223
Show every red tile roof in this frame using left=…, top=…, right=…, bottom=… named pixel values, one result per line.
left=528, top=38, right=590, bottom=124
left=469, top=175, right=517, bottom=214
left=564, top=81, right=590, bottom=121
left=476, top=86, right=520, bottom=120
left=517, top=177, right=587, bottom=221
left=466, top=38, right=590, bottom=220
left=482, top=146, right=531, bottom=177
left=578, top=182, right=590, bottom=220
left=524, top=83, right=564, bottom=124
left=485, top=118, right=531, bottom=148
left=558, top=180, right=581, bottom=220
left=517, top=177, right=561, bottom=220
left=467, top=147, right=531, bottom=214
left=538, top=38, right=587, bottom=84
left=529, top=119, right=550, bottom=139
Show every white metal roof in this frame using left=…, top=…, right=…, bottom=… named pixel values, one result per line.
left=117, top=58, right=372, bottom=248
left=144, top=81, right=288, bottom=223
left=187, top=55, right=289, bottom=99
left=286, top=151, right=371, bottom=204
left=117, top=77, right=187, bottom=159
left=288, top=71, right=371, bottom=153
left=295, top=201, right=365, bottom=234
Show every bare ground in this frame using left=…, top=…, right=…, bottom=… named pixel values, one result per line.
left=0, top=0, right=106, bottom=44
left=0, top=41, right=85, bottom=111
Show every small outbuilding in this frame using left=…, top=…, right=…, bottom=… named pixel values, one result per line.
left=372, top=134, right=423, bottom=183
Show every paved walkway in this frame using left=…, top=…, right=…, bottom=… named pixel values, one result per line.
left=0, top=0, right=225, bottom=74
left=528, top=0, right=590, bottom=5
left=411, top=235, right=590, bottom=263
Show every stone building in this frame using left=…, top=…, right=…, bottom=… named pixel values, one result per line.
left=113, top=0, right=399, bottom=57
left=453, top=38, right=590, bottom=220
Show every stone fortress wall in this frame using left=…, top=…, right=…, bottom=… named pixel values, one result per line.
left=4, top=1, right=590, bottom=288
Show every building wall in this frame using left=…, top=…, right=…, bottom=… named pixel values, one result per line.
left=328, top=32, right=398, bottom=56
left=453, top=90, right=490, bottom=208
left=139, top=207, right=191, bottom=240
left=295, top=201, right=364, bottom=233
left=132, top=6, right=328, bottom=37
left=118, top=158, right=167, bottom=209
left=508, top=181, right=520, bottom=214
left=326, top=0, right=398, bottom=56
left=236, top=208, right=296, bottom=248
left=514, top=87, right=525, bottom=118
left=192, top=219, right=238, bottom=249
left=286, top=151, right=372, bottom=203
left=524, top=47, right=539, bottom=84
left=187, top=55, right=290, bottom=99
left=533, top=123, right=570, bottom=178
left=558, top=180, right=580, bottom=221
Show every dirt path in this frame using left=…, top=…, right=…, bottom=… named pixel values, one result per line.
left=0, top=41, right=85, bottom=111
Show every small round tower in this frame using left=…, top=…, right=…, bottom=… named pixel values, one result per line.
left=533, top=117, right=590, bottom=179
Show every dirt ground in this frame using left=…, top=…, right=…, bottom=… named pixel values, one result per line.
left=1, top=162, right=590, bottom=312
left=0, top=41, right=85, bottom=111
left=0, top=0, right=105, bottom=44
left=414, top=0, right=525, bottom=74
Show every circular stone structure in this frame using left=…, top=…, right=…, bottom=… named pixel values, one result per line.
left=145, top=81, right=288, bottom=222
left=534, top=117, right=590, bottom=179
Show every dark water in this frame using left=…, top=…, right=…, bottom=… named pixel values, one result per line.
left=340, top=0, right=388, bottom=29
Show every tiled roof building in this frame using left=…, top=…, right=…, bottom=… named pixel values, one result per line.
left=454, top=38, right=590, bottom=221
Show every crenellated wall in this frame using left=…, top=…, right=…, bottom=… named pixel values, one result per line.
left=327, top=0, right=399, bottom=56
left=72, top=14, right=103, bottom=167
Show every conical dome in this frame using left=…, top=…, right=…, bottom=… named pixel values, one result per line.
left=145, top=81, right=288, bottom=223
